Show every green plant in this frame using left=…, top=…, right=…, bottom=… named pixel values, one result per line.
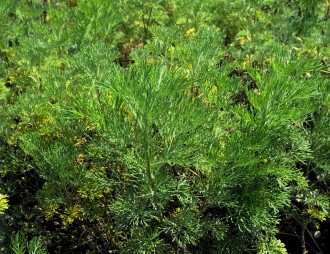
left=11, top=232, right=47, bottom=254
left=0, top=0, right=329, bottom=253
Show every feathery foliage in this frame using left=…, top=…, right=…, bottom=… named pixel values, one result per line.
left=1, top=0, right=329, bottom=253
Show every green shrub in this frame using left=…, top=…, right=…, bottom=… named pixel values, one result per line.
left=0, top=0, right=329, bottom=253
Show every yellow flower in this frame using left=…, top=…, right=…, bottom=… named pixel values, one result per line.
left=134, top=20, right=144, bottom=28
left=74, top=136, right=87, bottom=148
left=303, top=205, right=327, bottom=221
left=0, top=194, right=9, bottom=214
left=45, top=14, right=51, bottom=22
left=147, top=58, right=157, bottom=65
left=171, top=207, right=182, bottom=218
left=239, top=35, right=252, bottom=47
left=43, top=204, right=59, bottom=220
left=65, top=80, right=70, bottom=89
left=60, top=205, right=82, bottom=226
left=43, top=12, right=51, bottom=23
left=185, top=27, right=196, bottom=37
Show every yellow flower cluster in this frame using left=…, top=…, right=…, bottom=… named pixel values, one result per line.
left=60, top=205, right=82, bottom=227
left=303, top=205, right=327, bottom=221
left=147, top=58, right=158, bottom=65
left=239, top=35, right=252, bottom=47
left=185, top=27, right=196, bottom=37
left=0, top=194, right=9, bottom=214
left=43, top=203, right=82, bottom=227
left=44, top=203, right=60, bottom=220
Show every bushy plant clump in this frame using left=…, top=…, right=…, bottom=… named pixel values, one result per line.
left=1, top=0, right=329, bottom=253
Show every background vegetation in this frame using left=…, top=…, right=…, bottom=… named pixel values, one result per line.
left=1, top=0, right=329, bottom=253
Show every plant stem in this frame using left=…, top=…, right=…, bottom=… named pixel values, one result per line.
left=301, top=219, right=308, bottom=254
left=305, top=227, right=324, bottom=254
left=143, top=114, right=156, bottom=193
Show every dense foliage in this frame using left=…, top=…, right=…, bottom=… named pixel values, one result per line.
left=1, top=0, right=329, bottom=253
